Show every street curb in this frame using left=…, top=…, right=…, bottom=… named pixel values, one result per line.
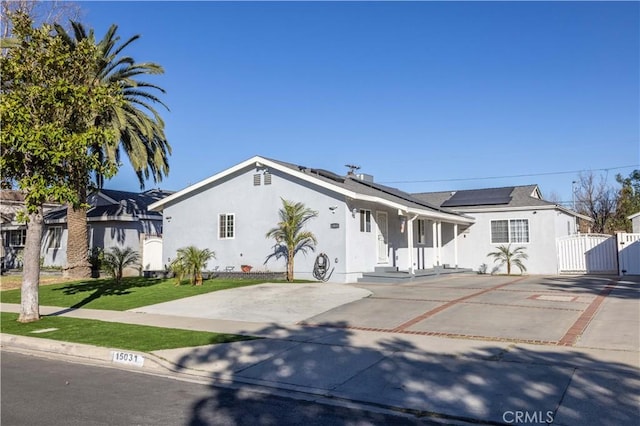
left=0, top=333, right=492, bottom=426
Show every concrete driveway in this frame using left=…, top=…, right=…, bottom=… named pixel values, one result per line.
left=131, top=275, right=638, bottom=350
left=305, top=274, right=640, bottom=351
left=130, top=283, right=372, bottom=325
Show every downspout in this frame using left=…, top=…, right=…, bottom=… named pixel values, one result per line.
left=406, top=213, right=419, bottom=275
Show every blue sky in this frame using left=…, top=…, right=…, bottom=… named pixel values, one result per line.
left=82, top=1, right=639, bottom=205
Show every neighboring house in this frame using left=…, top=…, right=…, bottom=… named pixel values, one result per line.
left=412, top=186, right=593, bottom=275
left=149, top=156, right=475, bottom=283
left=41, top=188, right=172, bottom=269
left=0, top=190, right=61, bottom=269
left=629, top=212, right=640, bottom=233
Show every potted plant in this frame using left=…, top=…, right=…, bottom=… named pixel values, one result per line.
left=88, top=247, right=103, bottom=278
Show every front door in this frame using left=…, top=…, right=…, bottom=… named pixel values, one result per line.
left=376, top=211, right=389, bottom=263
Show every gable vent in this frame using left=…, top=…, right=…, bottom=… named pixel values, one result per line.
left=253, top=174, right=261, bottom=186
left=264, top=172, right=272, bottom=185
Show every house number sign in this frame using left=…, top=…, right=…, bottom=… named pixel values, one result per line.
left=111, top=351, right=145, bottom=367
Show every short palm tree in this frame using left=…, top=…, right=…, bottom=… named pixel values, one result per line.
left=265, top=199, right=318, bottom=282
left=487, top=244, right=528, bottom=275
left=170, top=246, right=215, bottom=286
left=102, top=247, right=140, bottom=285
left=55, top=23, right=170, bottom=279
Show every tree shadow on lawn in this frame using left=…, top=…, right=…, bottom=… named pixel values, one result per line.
left=50, top=277, right=162, bottom=312
left=166, top=322, right=640, bottom=425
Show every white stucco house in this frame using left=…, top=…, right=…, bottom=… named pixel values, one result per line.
left=149, top=156, right=475, bottom=283
left=149, top=155, right=591, bottom=282
left=413, top=186, right=593, bottom=275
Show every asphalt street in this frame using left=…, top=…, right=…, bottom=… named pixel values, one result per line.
left=1, top=351, right=438, bottom=426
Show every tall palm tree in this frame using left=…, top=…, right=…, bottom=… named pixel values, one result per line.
left=487, top=244, right=528, bottom=275
left=170, top=246, right=215, bottom=286
left=55, top=22, right=171, bottom=279
left=265, top=199, right=318, bottom=282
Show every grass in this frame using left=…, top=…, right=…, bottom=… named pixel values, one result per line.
left=0, top=277, right=269, bottom=311
left=0, top=312, right=255, bottom=352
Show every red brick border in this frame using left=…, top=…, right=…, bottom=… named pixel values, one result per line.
left=299, top=277, right=620, bottom=348
left=391, top=277, right=527, bottom=332
left=557, top=279, right=618, bottom=346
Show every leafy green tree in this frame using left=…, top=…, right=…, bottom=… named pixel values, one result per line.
left=265, top=199, right=318, bottom=282
left=610, top=170, right=640, bottom=232
left=487, top=245, right=528, bottom=275
left=54, top=22, right=171, bottom=279
left=0, top=12, right=122, bottom=322
left=102, top=247, right=140, bottom=285
left=170, top=246, right=215, bottom=286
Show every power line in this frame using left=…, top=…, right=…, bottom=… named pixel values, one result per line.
left=381, top=165, right=639, bottom=184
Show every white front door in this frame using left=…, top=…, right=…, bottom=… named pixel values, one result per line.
left=376, top=211, right=389, bottom=263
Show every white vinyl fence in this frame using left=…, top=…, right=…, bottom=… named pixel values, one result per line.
left=618, top=233, right=640, bottom=275
left=557, top=233, right=640, bottom=275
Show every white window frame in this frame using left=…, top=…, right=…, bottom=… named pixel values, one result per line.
left=48, top=226, right=63, bottom=249
left=219, top=213, right=235, bottom=239
left=417, top=219, right=426, bottom=244
left=490, top=219, right=530, bottom=244
left=8, top=229, right=26, bottom=247
left=360, top=209, right=372, bottom=233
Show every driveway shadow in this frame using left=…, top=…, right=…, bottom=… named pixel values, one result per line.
left=167, top=322, right=640, bottom=425
left=539, top=275, right=639, bottom=299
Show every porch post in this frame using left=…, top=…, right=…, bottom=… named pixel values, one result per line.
left=437, top=221, right=442, bottom=266
left=432, top=221, right=437, bottom=266
left=407, top=214, right=418, bottom=275
left=454, top=223, right=459, bottom=268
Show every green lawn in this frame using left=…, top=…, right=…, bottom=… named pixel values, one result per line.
left=0, top=277, right=267, bottom=311
left=1, top=312, right=255, bottom=352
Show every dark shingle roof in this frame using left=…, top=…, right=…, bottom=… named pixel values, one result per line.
left=44, top=189, right=173, bottom=223
left=267, top=158, right=463, bottom=217
left=413, top=185, right=556, bottom=209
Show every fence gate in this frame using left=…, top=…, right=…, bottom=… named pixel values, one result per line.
left=142, top=236, right=163, bottom=271
left=557, top=234, right=618, bottom=274
left=618, top=233, right=640, bottom=275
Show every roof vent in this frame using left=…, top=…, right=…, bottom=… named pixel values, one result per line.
left=357, top=173, right=374, bottom=182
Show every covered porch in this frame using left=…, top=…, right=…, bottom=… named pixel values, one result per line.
left=374, top=207, right=475, bottom=280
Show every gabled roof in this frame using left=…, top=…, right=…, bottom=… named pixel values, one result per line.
left=413, top=185, right=592, bottom=221
left=44, top=188, right=173, bottom=224
left=149, top=156, right=474, bottom=225
left=413, top=185, right=553, bottom=209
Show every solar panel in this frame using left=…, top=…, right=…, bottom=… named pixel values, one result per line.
left=310, top=168, right=345, bottom=183
left=441, top=187, right=514, bottom=207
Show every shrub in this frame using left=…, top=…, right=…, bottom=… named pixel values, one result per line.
left=103, top=247, right=140, bottom=284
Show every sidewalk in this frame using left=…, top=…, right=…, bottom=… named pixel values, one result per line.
left=2, top=303, right=639, bottom=425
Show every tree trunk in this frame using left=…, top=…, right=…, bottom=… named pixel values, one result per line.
left=19, top=208, right=43, bottom=323
left=287, top=249, right=294, bottom=282
left=64, top=187, right=91, bottom=279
